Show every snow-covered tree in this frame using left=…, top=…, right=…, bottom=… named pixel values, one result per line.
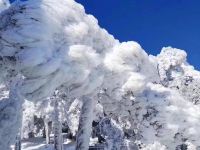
left=157, top=47, right=200, bottom=105
left=21, top=101, right=35, bottom=139
left=1, top=0, right=200, bottom=149
left=75, top=96, right=94, bottom=150
left=53, top=98, right=63, bottom=150
left=15, top=133, right=21, bottom=150
left=0, top=0, right=115, bottom=148
left=94, top=44, right=200, bottom=149
left=97, top=117, right=124, bottom=150
left=169, top=76, right=200, bottom=105
left=156, top=47, right=187, bottom=86
left=0, top=79, right=23, bottom=150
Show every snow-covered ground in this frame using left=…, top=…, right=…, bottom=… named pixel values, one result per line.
left=21, top=138, right=51, bottom=150
left=20, top=137, right=100, bottom=150
left=19, top=138, right=75, bottom=150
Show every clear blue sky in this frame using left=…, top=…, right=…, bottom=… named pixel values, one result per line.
left=10, top=0, right=200, bottom=70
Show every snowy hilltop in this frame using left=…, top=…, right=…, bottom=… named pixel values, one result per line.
left=0, top=0, right=200, bottom=150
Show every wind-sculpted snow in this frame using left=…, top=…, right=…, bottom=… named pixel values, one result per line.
left=1, top=0, right=200, bottom=149
left=98, top=47, right=200, bottom=149
left=0, top=0, right=117, bottom=101
left=157, top=47, right=187, bottom=86
left=0, top=1, right=115, bottom=149
left=102, top=41, right=159, bottom=101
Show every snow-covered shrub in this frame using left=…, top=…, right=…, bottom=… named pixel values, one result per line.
left=157, top=47, right=187, bottom=86
left=169, top=76, right=200, bottom=105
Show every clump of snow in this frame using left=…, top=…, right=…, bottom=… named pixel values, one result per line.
left=122, top=72, right=146, bottom=94
left=0, top=0, right=9, bottom=12
left=104, top=41, right=158, bottom=81
left=102, top=41, right=158, bottom=103
left=157, top=47, right=187, bottom=85
left=158, top=47, right=187, bottom=68
left=141, top=141, right=166, bottom=150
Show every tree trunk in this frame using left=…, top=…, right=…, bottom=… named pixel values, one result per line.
left=44, top=120, right=51, bottom=145
left=0, top=81, right=23, bottom=150
left=75, top=95, right=94, bottom=150
left=53, top=100, right=63, bottom=150
left=15, top=134, right=21, bottom=150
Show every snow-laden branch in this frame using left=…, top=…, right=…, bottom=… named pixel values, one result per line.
left=0, top=0, right=117, bottom=101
